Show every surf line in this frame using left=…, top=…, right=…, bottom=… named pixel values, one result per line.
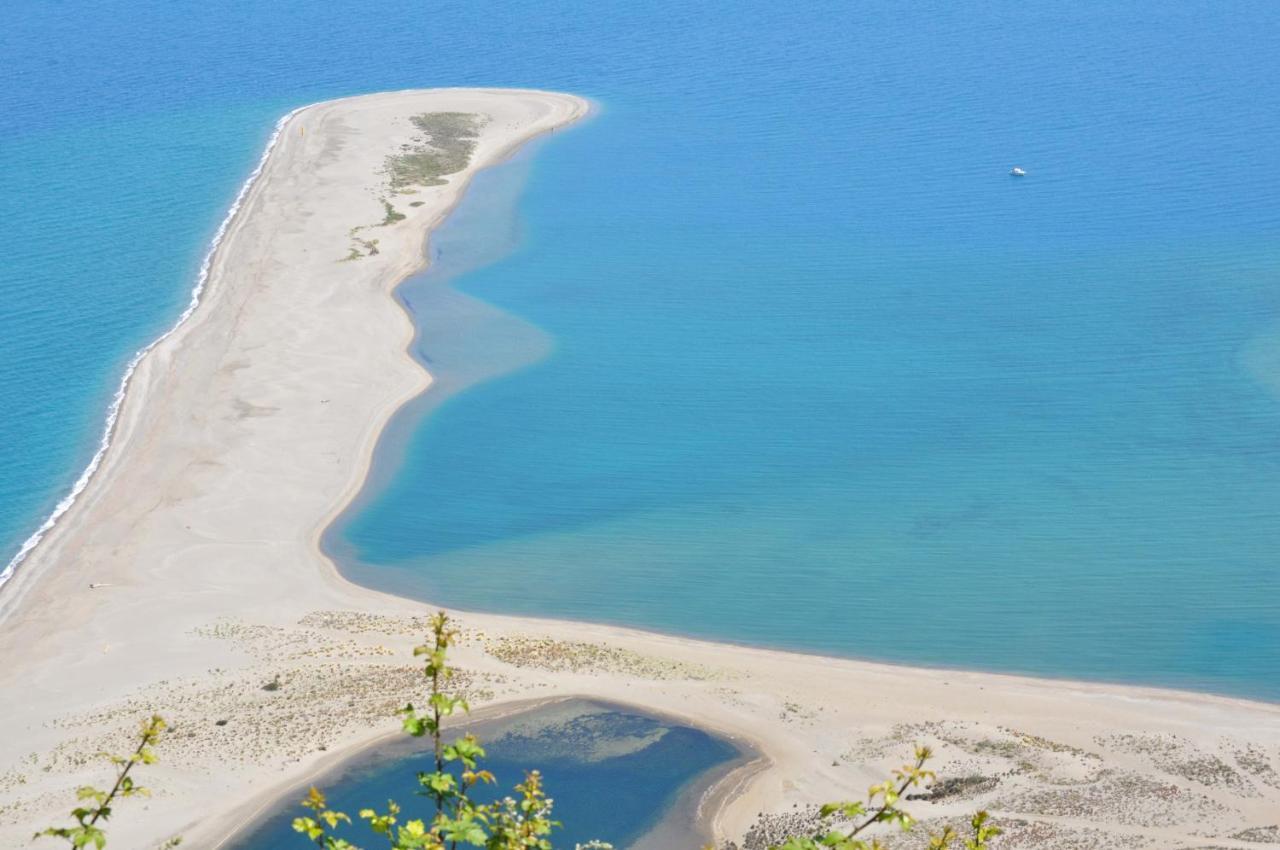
left=0, top=103, right=310, bottom=590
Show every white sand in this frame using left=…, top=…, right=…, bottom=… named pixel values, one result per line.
left=1, top=89, right=1278, bottom=850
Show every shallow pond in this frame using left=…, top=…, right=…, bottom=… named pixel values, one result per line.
left=227, top=699, right=744, bottom=850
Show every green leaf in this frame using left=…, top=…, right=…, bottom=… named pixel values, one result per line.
left=772, top=838, right=821, bottom=850
left=418, top=771, right=457, bottom=795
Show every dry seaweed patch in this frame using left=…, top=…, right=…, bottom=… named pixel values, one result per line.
left=829, top=721, right=1259, bottom=839
left=1232, top=825, right=1280, bottom=842
left=779, top=700, right=820, bottom=725
left=193, top=619, right=396, bottom=660
left=46, top=662, right=477, bottom=770
left=841, top=728, right=930, bottom=763
left=832, top=723, right=1261, bottom=843
left=990, top=818, right=1157, bottom=850
left=842, top=722, right=1001, bottom=782
left=0, top=766, right=29, bottom=794
left=0, top=790, right=70, bottom=836
left=867, top=721, right=1103, bottom=788
left=737, top=810, right=1159, bottom=850
left=1098, top=733, right=1254, bottom=793
left=484, top=635, right=723, bottom=680
left=1000, top=728, right=1101, bottom=761
left=996, top=770, right=1230, bottom=829
left=906, top=775, right=1000, bottom=801
left=884, top=817, right=1155, bottom=850
left=742, top=810, right=973, bottom=850
left=1234, top=745, right=1280, bottom=790
left=737, top=803, right=827, bottom=850
left=296, top=610, right=432, bottom=636
left=295, top=611, right=486, bottom=649
left=711, top=687, right=751, bottom=711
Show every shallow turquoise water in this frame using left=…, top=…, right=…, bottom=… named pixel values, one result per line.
left=4, top=1, right=1280, bottom=700
left=226, top=702, right=740, bottom=850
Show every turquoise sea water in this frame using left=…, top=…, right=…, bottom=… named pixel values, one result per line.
left=3, top=2, right=1279, bottom=700
left=226, top=702, right=741, bottom=850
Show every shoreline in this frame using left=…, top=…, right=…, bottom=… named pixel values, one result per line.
left=0, top=105, right=307, bottom=593
left=1, top=89, right=1279, bottom=850
left=204, top=696, right=589, bottom=850
left=298, top=93, right=597, bottom=598
left=316, top=131, right=1280, bottom=711
left=212, top=695, right=758, bottom=850
left=0, top=88, right=590, bottom=620
left=306, top=98, right=1280, bottom=714
left=319, top=136, right=559, bottom=577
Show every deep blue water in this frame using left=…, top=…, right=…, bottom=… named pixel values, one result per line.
left=3, top=2, right=1279, bottom=699
left=227, top=702, right=741, bottom=850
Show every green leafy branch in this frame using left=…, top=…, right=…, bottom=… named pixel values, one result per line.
left=769, top=747, right=1000, bottom=850
left=35, top=715, right=173, bottom=850
left=292, top=611, right=565, bottom=850
left=34, top=611, right=1000, bottom=850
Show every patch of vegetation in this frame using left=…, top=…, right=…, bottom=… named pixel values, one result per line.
left=907, top=775, right=1001, bottom=801
left=1232, top=825, right=1280, bottom=843
left=339, top=237, right=379, bottom=262
left=338, top=113, right=485, bottom=262
left=485, top=635, right=718, bottom=680
left=384, top=112, right=484, bottom=190
left=378, top=200, right=406, bottom=226
left=975, top=738, right=1023, bottom=758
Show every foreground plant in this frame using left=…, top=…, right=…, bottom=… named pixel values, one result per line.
left=35, top=715, right=176, bottom=849
left=770, top=748, right=1000, bottom=850
left=295, top=611, right=998, bottom=850
left=294, top=611, right=560, bottom=850
left=36, top=611, right=999, bottom=850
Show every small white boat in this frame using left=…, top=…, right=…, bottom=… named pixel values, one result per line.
left=1010, top=166, right=1027, bottom=177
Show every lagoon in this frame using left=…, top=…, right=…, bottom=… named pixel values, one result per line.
left=225, top=701, right=743, bottom=850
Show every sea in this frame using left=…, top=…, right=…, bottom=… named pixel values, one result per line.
left=3, top=0, right=1280, bottom=713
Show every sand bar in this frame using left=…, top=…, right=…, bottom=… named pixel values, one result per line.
left=1, top=89, right=1278, bottom=850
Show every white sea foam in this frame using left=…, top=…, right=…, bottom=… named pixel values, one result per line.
left=0, top=104, right=308, bottom=591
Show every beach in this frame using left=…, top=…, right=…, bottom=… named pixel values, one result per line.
left=1, top=88, right=1278, bottom=849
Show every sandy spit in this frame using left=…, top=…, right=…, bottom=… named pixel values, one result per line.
left=1, top=89, right=1278, bottom=850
